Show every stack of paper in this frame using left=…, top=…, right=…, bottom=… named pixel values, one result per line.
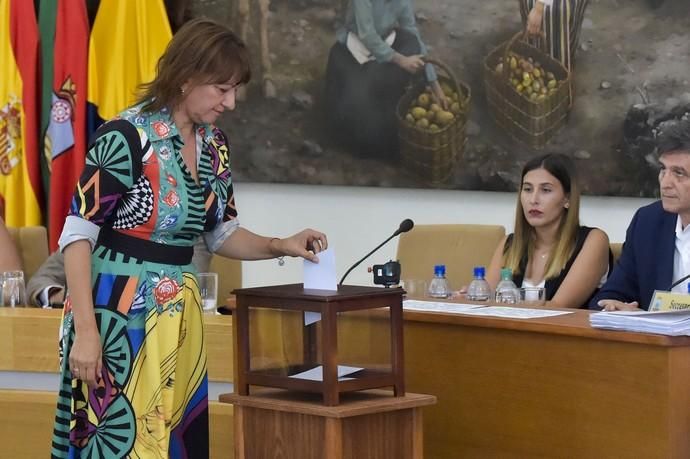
left=590, top=309, right=690, bottom=336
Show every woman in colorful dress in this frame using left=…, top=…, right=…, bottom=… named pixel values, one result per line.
left=50, top=18, right=327, bottom=458
left=520, top=0, right=590, bottom=72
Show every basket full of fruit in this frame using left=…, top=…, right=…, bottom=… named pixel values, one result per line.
left=484, top=32, right=571, bottom=149
left=396, top=58, right=471, bottom=186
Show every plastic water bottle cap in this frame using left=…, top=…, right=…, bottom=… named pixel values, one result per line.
left=687, top=282, right=690, bottom=294
left=473, top=266, right=485, bottom=278
left=434, top=265, right=446, bottom=276
left=500, top=268, right=512, bottom=280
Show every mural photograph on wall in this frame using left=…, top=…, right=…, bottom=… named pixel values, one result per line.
left=194, top=0, right=690, bottom=197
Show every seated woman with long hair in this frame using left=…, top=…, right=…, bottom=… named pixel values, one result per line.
left=486, top=153, right=611, bottom=308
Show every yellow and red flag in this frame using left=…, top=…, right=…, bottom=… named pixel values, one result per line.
left=0, top=0, right=43, bottom=225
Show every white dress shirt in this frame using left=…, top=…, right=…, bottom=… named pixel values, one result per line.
left=672, top=216, right=690, bottom=293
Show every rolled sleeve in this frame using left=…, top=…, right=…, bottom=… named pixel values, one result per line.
left=203, top=218, right=241, bottom=253
left=58, top=215, right=101, bottom=252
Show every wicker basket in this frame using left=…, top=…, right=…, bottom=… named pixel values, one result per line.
left=396, top=58, right=471, bottom=186
left=484, top=32, right=571, bottom=149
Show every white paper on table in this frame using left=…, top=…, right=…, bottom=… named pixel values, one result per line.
left=304, top=247, right=337, bottom=291
left=403, top=299, right=486, bottom=313
left=289, top=365, right=364, bottom=381
left=304, top=311, right=321, bottom=326
left=457, top=306, right=573, bottom=319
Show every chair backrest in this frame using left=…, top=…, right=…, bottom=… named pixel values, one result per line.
left=610, top=242, right=623, bottom=265
left=209, top=255, right=242, bottom=302
left=396, top=224, right=506, bottom=290
left=7, top=226, right=50, bottom=280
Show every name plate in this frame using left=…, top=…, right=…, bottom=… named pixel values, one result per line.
left=649, top=290, right=690, bottom=312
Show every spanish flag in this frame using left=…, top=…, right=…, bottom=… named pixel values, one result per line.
left=87, top=0, right=172, bottom=133
left=42, top=0, right=89, bottom=250
left=0, top=0, right=43, bottom=226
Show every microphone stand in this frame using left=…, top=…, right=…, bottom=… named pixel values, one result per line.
left=339, top=232, right=399, bottom=286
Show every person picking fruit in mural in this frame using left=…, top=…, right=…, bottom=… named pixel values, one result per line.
left=324, top=0, right=448, bottom=158
left=520, top=0, right=590, bottom=72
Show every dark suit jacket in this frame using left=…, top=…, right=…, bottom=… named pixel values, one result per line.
left=589, top=201, right=676, bottom=310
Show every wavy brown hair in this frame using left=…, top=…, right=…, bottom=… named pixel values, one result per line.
left=137, top=17, right=251, bottom=113
left=504, top=153, right=581, bottom=280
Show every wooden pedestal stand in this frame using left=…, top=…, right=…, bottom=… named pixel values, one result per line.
left=220, top=389, right=436, bottom=459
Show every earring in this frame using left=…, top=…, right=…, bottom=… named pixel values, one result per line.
left=180, top=87, right=185, bottom=95
left=564, top=202, right=570, bottom=209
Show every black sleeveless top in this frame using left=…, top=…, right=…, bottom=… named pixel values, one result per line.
left=505, top=226, right=613, bottom=308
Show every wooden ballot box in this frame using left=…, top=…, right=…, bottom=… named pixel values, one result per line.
left=232, top=284, right=405, bottom=406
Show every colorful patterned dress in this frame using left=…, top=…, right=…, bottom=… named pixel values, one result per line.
left=50, top=102, right=238, bottom=459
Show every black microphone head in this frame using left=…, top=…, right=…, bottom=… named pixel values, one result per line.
left=396, top=218, right=414, bottom=235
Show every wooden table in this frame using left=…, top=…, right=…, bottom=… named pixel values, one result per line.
left=401, top=305, right=690, bottom=458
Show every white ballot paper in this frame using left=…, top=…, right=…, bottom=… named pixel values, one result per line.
left=457, top=306, right=573, bottom=319
left=304, top=247, right=337, bottom=291
left=403, top=299, right=485, bottom=313
left=289, top=365, right=363, bottom=381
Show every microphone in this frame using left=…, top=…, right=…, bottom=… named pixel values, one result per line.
left=339, top=219, right=414, bottom=286
left=669, top=274, right=690, bottom=291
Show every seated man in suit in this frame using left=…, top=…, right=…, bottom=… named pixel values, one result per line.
left=590, top=119, right=690, bottom=311
left=27, top=238, right=213, bottom=307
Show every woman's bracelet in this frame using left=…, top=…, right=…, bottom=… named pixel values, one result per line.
left=270, top=237, right=285, bottom=266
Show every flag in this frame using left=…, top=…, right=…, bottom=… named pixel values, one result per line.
left=87, top=0, right=172, bottom=134
left=38, top=0, right=57, bottom=205
left=42, top=0, right=89, bottom=250
left=0, top=0, right=43, bottom=226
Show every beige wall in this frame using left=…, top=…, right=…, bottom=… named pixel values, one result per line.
left=233, top=182, right=653, bottom=287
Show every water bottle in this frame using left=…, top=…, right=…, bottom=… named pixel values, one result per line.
left=428, top=265, right=451, bottom=299
left=467, top=266, right=491, bottom=301
left=495, top=268, right=519, bottom=304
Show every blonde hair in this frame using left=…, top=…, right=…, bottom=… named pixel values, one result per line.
left=137, top=17, right=251, bottom=113
left=504, top=153, right=581, bottom=279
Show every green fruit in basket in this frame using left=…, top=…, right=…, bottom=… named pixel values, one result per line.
left=511, top=78, right=519, bottom=86
left=532, top=81, right=541, bottom=92
left=411, top=107, right=427, bottom=120
left=405, top=113, right=415, bottom=124
left=548, top=88, right=558, bottom=96
left=546, top=71, right=555, bottom=80
left=429, top=124, right=440, bottom=132
left=537, top=94, right=546, bottom=102
left=425, top=109, right=436, bottom=121
left=540, top=87, right=548, bottom=95
left=417, top=93, right=431, bottom=108
left=495, top=63, right=504, bottom=73
left=510, top=56, right=518, bottom=70
left=529, top=93, right=538, bottom=101
left=429, top=103, right=442, bottom=113
left=450, top=102, right=461, bottom=115
left=525, top=85, right=533, bottom=95
left=515, top=83, right=524, bottom=93
left=533, top=68, right=541, bottom=79
left=522, top=72, right=532, bottom=83
left=547, top=79, right=557, bottom=89
left=416, top=118, right=430, bottom=128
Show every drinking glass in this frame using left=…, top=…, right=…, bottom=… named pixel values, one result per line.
left=519, top=287, right=546, bottom=306
left=2, top=271, right=27, bottom=307
left=198, top=272, right=218, bottom=314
